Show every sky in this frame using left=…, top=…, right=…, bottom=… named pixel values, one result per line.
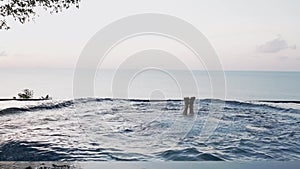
left=0, top=0, right=300, bottom=71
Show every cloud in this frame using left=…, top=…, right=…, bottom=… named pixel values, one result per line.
left=279, top=56, right=288, bottom=60
left=257, top=36, right=296, bottom=53
left=0, top=50, right=7, bottom=57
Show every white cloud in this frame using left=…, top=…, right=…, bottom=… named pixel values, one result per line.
left=0, top=50, right=7, bottom=57
left=257, top=36, right=296, bottom=53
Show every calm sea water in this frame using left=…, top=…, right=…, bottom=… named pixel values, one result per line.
left=0, top=68, right=300, bottom=100
left=0, top=69, right=299, bottom=161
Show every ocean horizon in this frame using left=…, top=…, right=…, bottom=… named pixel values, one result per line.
left=1, top=68, right=299, bottom=101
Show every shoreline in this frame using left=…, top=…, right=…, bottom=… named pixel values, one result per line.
left=1, top=98, right=300, bottom=104
left=255, top=100, right=300, bottom=104
left=0, top=98, right=51, bottom=101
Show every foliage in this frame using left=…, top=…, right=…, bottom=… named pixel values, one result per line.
left=18, top=89, right=34, bottom=99
left=0, top=0, right=80, bottom=30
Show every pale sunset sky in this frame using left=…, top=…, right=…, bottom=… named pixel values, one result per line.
left=0, top=0, right=299, bottom=71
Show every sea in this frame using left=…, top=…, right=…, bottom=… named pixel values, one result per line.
left=0, top=68, right=299, bottom=161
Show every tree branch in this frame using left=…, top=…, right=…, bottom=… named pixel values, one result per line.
left=0, top=0, right=80, bottom=30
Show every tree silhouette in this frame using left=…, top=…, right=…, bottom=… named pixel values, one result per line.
left=0, top=0, right=80, bottom=30
left=18, top=89, right=34, bottom=99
